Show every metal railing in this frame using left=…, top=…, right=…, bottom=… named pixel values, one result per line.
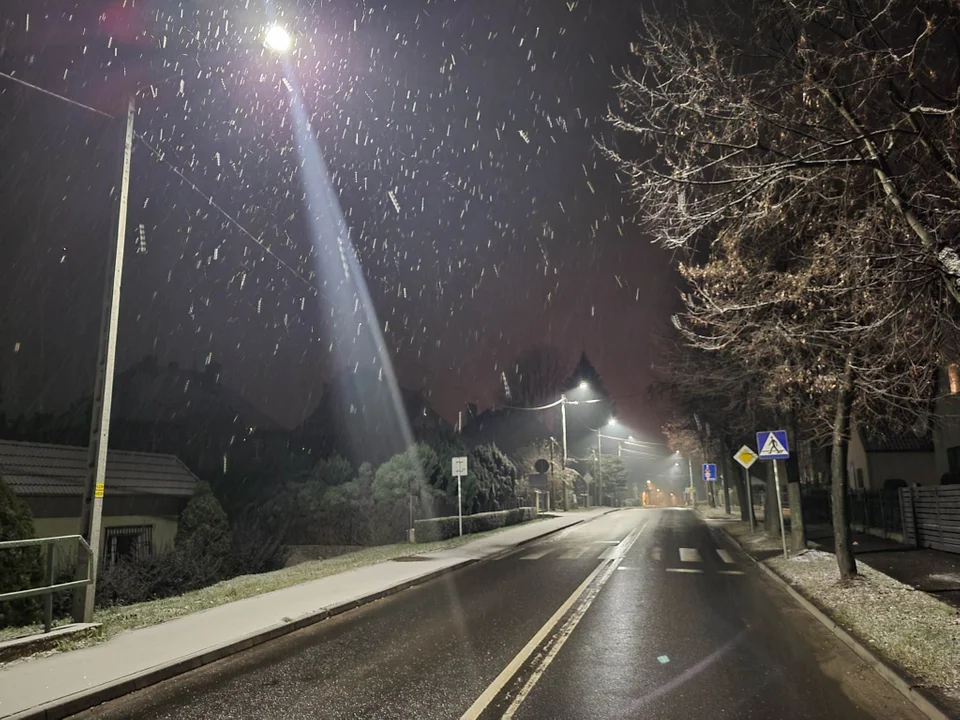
left=0, top=535, right=93, bottom=632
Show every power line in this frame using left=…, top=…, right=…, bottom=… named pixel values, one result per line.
left=0, top=70, right=113, bottom=118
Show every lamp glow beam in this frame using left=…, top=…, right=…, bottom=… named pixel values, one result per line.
left=265, top=25, right=292, bottom=53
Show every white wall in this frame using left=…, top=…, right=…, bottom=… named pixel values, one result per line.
left=33, top=515, right=179, bottom=557
left=848, top=425, right=870, bottom=489
left=866, top=452, right=938, bottom=489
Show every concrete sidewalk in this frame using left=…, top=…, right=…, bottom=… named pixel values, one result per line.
left=0, top=509, right=614, bottom=720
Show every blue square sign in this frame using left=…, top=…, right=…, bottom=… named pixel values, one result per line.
left=756, top=430, right=790, bottom=459
left=702, top=463, right=717, bottom=482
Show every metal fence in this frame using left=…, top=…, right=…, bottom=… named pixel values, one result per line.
left=800, top=487, right=903, bottom=535
left=901, top=485, right=960, bottom=554
left=0, top=535, right=93, bottom=632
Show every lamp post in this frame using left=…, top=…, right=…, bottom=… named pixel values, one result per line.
left=559, top=380, right=594, bottom=508
left=595, top=417, right=617, bottom=506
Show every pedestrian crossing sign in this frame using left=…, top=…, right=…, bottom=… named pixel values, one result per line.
left=756, top=430, right=789, bottom=459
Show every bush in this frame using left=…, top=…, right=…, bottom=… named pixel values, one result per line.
left=414, top=507, right=536, bottom=543
left=374, top=444, right=441, bottom=504
left=229, top=504, right=289, bottom=576
left=176, top=482, right=231, bottom=585
left=95, top=550, right=221, bottom=608
left=0, top=474, right=43, bottom=627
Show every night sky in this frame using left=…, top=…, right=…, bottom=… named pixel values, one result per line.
left=0, top=0, right=677, bottom=440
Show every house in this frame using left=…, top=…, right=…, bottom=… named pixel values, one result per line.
left=847, top=423, right=939, bottom=490
left=932, top=363, right=960, bottom=483
left=0, top=439, right=198, bottom=563
left=51, top=355, right=289, bottom=481
left=295, top=368, right=451, bottom=467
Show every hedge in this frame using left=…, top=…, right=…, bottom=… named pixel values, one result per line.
left=414, top=507, right=537, bottom=543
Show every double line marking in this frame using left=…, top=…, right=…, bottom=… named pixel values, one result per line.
left=461, top=522, right=647, bottom=719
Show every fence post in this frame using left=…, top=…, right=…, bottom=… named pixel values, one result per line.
left=911, top=487, right=920, bottom=548
left=878, top=491, right=886, bottom=536
left=935, top=486, right=944, bottom=550
left=43, top=544, right=55, bottom=633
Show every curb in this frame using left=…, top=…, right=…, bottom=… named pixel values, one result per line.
left=8, top=510, right=618, bottom=720
left=708, top=520, right=951, bottom=720
left=0, top=625, right=100, bottom=665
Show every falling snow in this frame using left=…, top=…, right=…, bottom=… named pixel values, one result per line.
left=0, top=0, right=664, bottom=427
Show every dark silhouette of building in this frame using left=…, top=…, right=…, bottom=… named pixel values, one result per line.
left=51, top=355, right=288, bottom=481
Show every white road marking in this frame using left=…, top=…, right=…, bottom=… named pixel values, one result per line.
left=717, top=549, right=735, bottom=564
left=559, top=546, right=590, bottom=560
left=666, top=567, right=703, bottom=574
left=461, top=522, right=647, bottom=720
left=519, top=550, right=551, bottom=561
left=679, top=547, right=702, bottom=563
left=718, top=570, right=745, bottom=575
left=651, top=547, right=661, bottom=561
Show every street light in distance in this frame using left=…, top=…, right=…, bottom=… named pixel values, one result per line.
left=265, top=25, right=292, bottom=53
left=578, top=380, right=589, bottom=390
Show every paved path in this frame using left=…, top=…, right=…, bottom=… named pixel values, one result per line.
left=67, top=509, right=922, bottom=720
left=0, top=510, right=611, bottom=719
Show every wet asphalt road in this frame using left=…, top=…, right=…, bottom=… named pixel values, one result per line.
left=74, top=509, right=923, bottom=720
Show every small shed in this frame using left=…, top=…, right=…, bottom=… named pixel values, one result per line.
left=0, top=440, right=198, bottom=562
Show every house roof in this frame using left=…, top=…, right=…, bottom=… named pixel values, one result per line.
left=0, top=440, right=199, bottom=498
left=860, top=428, right=934, bottom=453
left=55, top=357, right=285, bottom=433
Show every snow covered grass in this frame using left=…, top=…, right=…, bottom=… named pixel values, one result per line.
left=768, top=552, right=960, bottom=703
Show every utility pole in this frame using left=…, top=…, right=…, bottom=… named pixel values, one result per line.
left=73, top=96, right=135, bottom=623
left=688, top=457, right=695, bottom=507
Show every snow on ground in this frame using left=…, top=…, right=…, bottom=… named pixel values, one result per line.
left=768, top=552, right=960, bottom=703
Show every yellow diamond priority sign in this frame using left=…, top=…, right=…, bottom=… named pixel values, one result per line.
left=734, top=446, right=758, bottom=470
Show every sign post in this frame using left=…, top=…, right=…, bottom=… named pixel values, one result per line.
left=757, top=431, right=789, bottom=559
left=702, top=462, right=717, bottom=507
left=733, top=446, right=759, bottom=533
left=452, top=456, right=468, bottom=537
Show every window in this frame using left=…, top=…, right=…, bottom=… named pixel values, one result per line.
left=948, top=364, right=960, bottom=395
left=102, top=525, right=153, bottom=566
left=948, top=446, right=960, bottom=477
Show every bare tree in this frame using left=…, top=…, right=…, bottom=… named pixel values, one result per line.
left=608, top=0, right=960, bottom=302
left=612, top=1, right=960, bottom=578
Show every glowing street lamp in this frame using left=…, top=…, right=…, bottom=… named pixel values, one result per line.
left=578, top=380, right=589, bottom=390
left=265, top=25, right=292, bottom=53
